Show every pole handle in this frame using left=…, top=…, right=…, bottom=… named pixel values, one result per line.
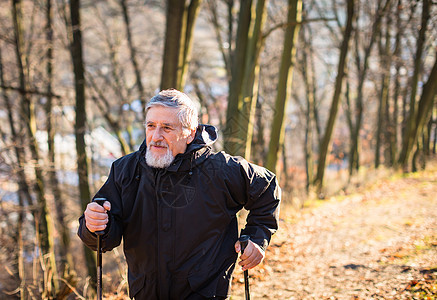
left=239, top=235, right=250, bottom=254
left=239, top=235, right=251, bottom=300
left=93, top=197, right=107, bottom=236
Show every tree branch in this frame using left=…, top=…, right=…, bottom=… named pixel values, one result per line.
left=0, top=85, right=61, bottom=98
left=263, top=17, right=336, bottom=39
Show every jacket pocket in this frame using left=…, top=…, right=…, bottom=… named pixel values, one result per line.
left=188, top=259, right=234, bottom=298
left=128, top=273, right=146, bottom=299
left=188, top=267, right=218, bottom=298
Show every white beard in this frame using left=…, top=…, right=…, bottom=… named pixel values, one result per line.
left=145, top=142, right=175, bottom=169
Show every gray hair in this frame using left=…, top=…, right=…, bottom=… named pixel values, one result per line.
left=146, top=89, right=199, bottom=133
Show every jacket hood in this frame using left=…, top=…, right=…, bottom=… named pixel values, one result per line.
left=186, top=124, right=217, bottom=153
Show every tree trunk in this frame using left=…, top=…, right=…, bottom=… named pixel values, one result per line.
left=266, top=0, right=302, bottom=173
left=224, top=0, right=252, bottom=155
left=69, top=0, right=96, bottom=289
left=300, top=25, right=316, bottom=191
left=161, top=0, right=185, bottom=89
left=160, top=0, right=202, bottom=90
left=45, top=0, right=76, bottom=296
left=375, top=61, right=390, bottom=168
left=375, top=10, right=393, bottom=168
left=350, top=0, right=391, bottom=172
left=313, top=0, right=355, bottom=194
left=12, top=0, right=58, bottom=296
left=424, top=116, right=432, bottom=158
left=344, top=79, right=357, bottom=177
left=252, top=97, right=266, bottom=165
left=401, top=52, right=437, bottom=169
left=432, top=108, right=437, bottom=154
left=210, top=0, right=268, bottom=158
left=0, top=45, right=31, bottom=300
left=180, top=0, right=203, bottom=88
left=390, top=0, right=403, bottom=167
left=238, top=0, right=267, bottom=159
left=383, top=9, right=395, bottom=166
left=397, top=0, right=430, bottom=169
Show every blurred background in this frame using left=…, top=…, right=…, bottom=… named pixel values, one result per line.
left=0, top=0, right=436, bottom=298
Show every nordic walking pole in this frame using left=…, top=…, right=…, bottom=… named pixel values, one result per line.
left=93, top=197, right=107, bottom=300
left=239, top=235, right=250, bottom=300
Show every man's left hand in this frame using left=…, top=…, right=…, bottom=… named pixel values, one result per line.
left=234, top=239, right=265, bottom=271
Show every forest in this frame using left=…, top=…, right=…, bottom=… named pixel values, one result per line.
left=0, top=0, right=436, bottom=299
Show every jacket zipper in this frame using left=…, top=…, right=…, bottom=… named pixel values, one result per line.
left=154, top=168, right=162, bottom=298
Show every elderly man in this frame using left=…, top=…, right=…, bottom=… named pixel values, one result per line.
left=78, top=89, right=281, bottom=299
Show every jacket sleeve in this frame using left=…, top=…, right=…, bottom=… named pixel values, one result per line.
left=77, top=162, right=124, bottom=252
left=241, top=162, right=281, bottom=251
left=224, top=155, right=281, bottom=251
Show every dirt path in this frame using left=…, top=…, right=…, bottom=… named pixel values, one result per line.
left=231, top=165, right=437, bottom=299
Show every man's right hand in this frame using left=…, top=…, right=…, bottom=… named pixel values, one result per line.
left=84, top=201, right=111, bottom=233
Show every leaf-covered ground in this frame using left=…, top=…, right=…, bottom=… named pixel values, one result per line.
left=230, top=163, right=437, bottom=299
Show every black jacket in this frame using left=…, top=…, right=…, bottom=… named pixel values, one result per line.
left=78, top=124, right=281, bottom=299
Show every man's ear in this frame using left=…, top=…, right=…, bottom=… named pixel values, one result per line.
left=186, top=128, right=196, bottom=144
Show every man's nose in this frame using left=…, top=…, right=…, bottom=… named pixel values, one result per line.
left=151, top=127, right=163, bottom=141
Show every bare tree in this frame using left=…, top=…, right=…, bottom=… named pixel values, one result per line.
left=68, top=0, right=96, bottom=290
left=224, top=0, right=252, bottom=155
left=389, top=0, right=404, bottom=166
left=398, top=0, right=431, bottom=170
left=298, top=23, right=318, bottom=192
left=346, top=0, right=391, bottom=173
left=11, top=0, right=59, bottom=296
left=237, top=0, right=268, bottom=159
left=86, top=3, right=134, bottom=155
left=44, top=0, right=77, bottom=297
left=401, top=51, right=437, bottom=170
left=120, top=0, right=147, bottom=115
left=205, top=0, right=234, bottom=81
left=313, top=0, right=355, bottom=194
left=374, top=0, right=394, bottom=168
left=220, top=0, right=269, bottom=158
left=266, top=0, right=302, bottom=173
left=0, top=44, right=31, bottom=300
left=160, top=0, right=203, bottom=90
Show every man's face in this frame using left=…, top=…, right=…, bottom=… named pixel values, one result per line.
left=145, top=106, right=195, bottom=167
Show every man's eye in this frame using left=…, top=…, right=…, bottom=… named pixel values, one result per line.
left=147, top=124, right=155, bottom=128
left=164, top=126, right=172, bottom=131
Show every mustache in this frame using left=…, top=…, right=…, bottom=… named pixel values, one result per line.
left=148, top=141, right=169, bottom=148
